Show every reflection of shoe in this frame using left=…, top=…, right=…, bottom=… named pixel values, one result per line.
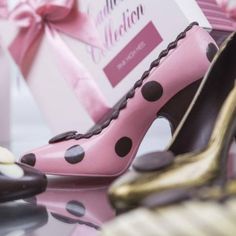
left=70, top=224, right=99, bottom=236
left=0, top=162, right=47, bottom=202
left=109, top=32, right=236, bottom=211
left=0, top=202, right=48, bottom=236
left=20, top=23, right=217, bottom=176
left=32, top=180, right=115, bottom=231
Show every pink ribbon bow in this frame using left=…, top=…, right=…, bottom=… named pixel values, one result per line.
left=9, top=0, right=110, bottom=123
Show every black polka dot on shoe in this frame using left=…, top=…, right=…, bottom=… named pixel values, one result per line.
left=115, top=137, right=132, bottom=158
left=21, top=153, right=36, bottom=167
left=66, top=200, right=85, bottom=217
left=141, top=81, right=163, bottom=102
left=65, top=145, right=85, bottom=164
left=206, top=43, right=218, bottom=62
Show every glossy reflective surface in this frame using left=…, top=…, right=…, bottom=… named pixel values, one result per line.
left=0, top=178, right=115, bottom=236
left=0, top=145, right=234, bottom=236
left=0, top=201, right=48, bottom=236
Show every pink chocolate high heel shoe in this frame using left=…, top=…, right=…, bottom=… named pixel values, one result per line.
left=20, top=23, right=218, bottom=176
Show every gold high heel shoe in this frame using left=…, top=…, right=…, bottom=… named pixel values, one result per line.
left=102, top=179, right=236, bottom=236
left=109, top=32, right=236, bottom=211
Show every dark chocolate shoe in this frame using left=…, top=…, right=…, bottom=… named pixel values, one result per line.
left=0, top=162, right=47, bottom=202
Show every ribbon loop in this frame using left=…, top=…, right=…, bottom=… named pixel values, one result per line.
left=35, top=0, right=74, bottom=21
left=9, top=0, right=75, bottom=26
left=9, top=0, right=103, bottom=65
left=9, top=2, right=41, bottom=27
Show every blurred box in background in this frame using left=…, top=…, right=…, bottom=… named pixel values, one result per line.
left=0, top=0, right=234, bottom=136
left=0, top=0, right=10, bottom=143
left=191, top=0, right=234, bottom=44
left=0, top=44, right=10, bottom=143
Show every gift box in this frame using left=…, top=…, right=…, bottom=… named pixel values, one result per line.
left=0, top=0, right=233, bottom=135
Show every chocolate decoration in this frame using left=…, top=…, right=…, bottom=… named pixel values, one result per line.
left=0, top=163, right=47, bottom=203
left=21, top=153, right=36, bottom=167
left=49, top=131, right=77, bottom=144
left=133, top=151, right=174, bottom=172
left=65, top=145, right=85, bottom=164
left=141, top=81, right=163, bottom=102
left=141, top=188, right=193, bottom=208
left=115, top=137, right=133, bottom=157
left=66, top=200, right=86, bottom=217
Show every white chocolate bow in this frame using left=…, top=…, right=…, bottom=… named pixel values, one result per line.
left=0, top=147, right=16, bottom=164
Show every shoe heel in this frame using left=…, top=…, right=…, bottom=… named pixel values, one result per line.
left=159, top=79, right=202, bottom=134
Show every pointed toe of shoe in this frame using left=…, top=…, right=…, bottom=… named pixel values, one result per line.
left=20, top=140, right=87, bottom=175
left=20, top=143, right=56, bottom=167
left=20, top=144, right=61, bottom=173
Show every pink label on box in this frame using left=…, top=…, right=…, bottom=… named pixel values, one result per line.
left=103, top=21, right=163, bottom=87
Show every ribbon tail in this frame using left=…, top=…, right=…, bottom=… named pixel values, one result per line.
left=52, top=9, right=104, bottom=49
left=9, top=23, right=41, bottom=69
left=45, top=25, right=110, bottom=123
